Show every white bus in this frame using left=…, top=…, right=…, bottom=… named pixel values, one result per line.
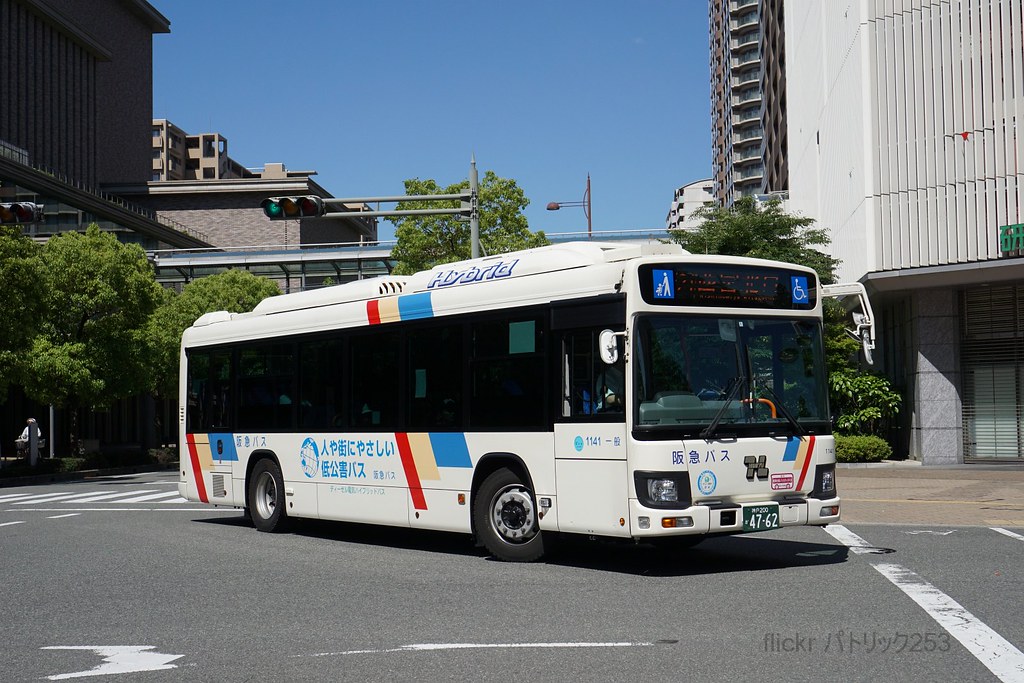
left=179, top=241, right=871, bottom=561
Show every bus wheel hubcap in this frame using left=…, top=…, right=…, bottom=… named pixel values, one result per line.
left=256, top=472, right=277, bottom=519
left=492, top=486, right=536, bottom=543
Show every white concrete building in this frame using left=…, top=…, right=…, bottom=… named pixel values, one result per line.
left=786, top=0, right=1024, bottom=463
left=666, top=178, right=716, bottom=231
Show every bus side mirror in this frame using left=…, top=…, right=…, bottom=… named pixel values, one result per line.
left=599, top=329, right=624, bottom=365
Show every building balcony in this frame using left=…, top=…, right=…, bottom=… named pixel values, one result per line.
left=732, top=49, right=761, bottom=69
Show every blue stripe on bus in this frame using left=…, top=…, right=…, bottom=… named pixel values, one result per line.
left=782, top=436, right=800, bottom=462
left=210, top=433, right=239, bottom=461
left=428, top=432, right=473, bottom=468
left=398, top=292, right=434, bottom=321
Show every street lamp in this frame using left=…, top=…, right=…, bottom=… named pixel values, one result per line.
left=546, top=174, right=592, bottom=239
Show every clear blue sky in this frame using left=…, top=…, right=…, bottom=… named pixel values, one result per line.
left=153, top=1, right=712, bottom=242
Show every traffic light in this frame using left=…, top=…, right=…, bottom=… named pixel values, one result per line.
left=0, top=202, right=44, bottom=224
left=260, top=196, right=325, bottom=220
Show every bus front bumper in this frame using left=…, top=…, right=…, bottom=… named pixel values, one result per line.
left=628, top=496, right=841, bottom=537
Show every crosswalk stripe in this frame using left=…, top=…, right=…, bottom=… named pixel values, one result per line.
left=66, top=490, right=159, bottom=503
left=11, top=491, right=106, bottom=504
left=115, top=490, right=185, bottom=503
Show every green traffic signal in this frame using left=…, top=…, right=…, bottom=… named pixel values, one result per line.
left=261, top=196, right=324, bottom=220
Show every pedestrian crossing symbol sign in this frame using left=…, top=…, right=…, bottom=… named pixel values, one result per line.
left=653, top=269, right=674, bottom=300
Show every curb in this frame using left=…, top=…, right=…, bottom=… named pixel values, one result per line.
left=0, top=463, right=178, bottom=489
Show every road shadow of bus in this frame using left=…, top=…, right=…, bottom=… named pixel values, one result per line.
left=195, top=515, right=856, bottom=575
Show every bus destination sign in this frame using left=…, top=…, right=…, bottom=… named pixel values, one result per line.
left=639, top=263, right=816, bottom=309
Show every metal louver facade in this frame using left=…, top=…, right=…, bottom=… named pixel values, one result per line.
left=961, top=285, right=1024, bottom=459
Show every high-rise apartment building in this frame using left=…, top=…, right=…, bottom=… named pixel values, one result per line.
left=709, top=0, right=788, bottom=206
left=786, top=0, right=1024, bottom=463
left=152, top=119, right=253, bottom=181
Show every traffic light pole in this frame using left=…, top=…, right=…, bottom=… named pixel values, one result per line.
left=261, top=159, right=482, bottom=257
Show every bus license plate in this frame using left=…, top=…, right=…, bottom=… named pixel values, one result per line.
left=743, top=504, right=780, bottom=531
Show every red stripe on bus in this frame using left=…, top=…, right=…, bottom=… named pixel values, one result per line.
left=186, top=434, right=209, bottom=503
left=367, top=299, right=381, bottom=325
left=796, top=435, right=815, bottom=491
left=395, top=432, right=427, bottom=510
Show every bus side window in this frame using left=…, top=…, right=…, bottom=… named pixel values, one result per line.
left=350, top=331, right=400, bottom=430
left=561, top=330, right=623, bottom=419
left=408, top=323, right=463, bottom=430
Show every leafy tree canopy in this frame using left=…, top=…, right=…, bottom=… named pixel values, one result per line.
left=146, top=269, right=280, bottom=398
left=0, top=226, right=45, bottom=396
left=21, top=225, right=164, bottom=412
left=390, top=171, right=548, bottom=275
left=668, top=196, right=840, bottom=285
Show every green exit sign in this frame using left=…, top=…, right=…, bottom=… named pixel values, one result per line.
left=1000, top=223, right=1024, bottom=253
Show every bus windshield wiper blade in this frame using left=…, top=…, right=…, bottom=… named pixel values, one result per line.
left=700, top=376, right=744, bottom=440
left=760, top=385, right=807, bottom=436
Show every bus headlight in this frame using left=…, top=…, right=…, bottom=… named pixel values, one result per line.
left=648, top=478, right=678, bottom=503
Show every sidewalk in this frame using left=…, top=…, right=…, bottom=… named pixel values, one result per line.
left=837, top=461, right=1024, bottom=527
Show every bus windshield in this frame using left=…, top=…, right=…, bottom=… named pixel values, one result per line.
left=633, top=314, right=829, bottom=437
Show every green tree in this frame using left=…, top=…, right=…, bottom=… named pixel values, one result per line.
left=669, top=196, right=840, bottom=284
left=0, top=226, right=45, bottom=396
left=146, top=269, right=280, bottom=398
left=21, top=225, right=164, bottom=449
left=390, top=171, right=548, bottom=275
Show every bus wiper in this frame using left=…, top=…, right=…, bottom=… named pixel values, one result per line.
left=759, top=385, right=807, bottom=436
left=700, top=376, right=744, bottom=440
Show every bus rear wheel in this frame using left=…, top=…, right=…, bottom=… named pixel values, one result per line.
left=474, top=467, right=545, bottom=562
left=249, top=458, right=288, bottom=533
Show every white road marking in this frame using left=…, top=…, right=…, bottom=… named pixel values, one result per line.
left=991, top=527, right=1024, bottom=542
left=42, top=645, right=183, bottom=680
left=903, top=529, right=957, bottom=536
left=11, top=491, right=105, bottom=504
left=299, top=641, right=654, bottom=658
left=114, top=491, right=186, bottom=503
left=822, top=524, right=877, bottom=553
left=874, top=563, right=1024, bottom=682
left=0, top=520, right=26, bottom=527
left=0, top=492, right=41, bottom=502
left=47, top=513, right=82, bottom=519
left=58, top=490, right=159, bottom=503
left=6, top=507, right=235, bottom=512
left=825, top=525, right=1024, bottom=682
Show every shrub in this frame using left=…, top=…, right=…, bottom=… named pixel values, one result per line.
left=835, top=434, right=892, bottom=463
left=58, top=457, right=87, bottom=472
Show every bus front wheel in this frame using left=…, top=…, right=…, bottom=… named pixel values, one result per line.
left=474, top=467, right=545, bottom=562
left=249, top=458, right=289, bottom=533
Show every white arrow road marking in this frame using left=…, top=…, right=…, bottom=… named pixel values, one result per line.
left=42, top=646, right=184, bottom=680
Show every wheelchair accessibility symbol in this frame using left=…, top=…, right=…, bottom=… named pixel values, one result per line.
left=791, top=276, right=809, bottom=304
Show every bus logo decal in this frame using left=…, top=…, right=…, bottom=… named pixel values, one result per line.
left=427, top=258, right=519, bottom=289
left=653, top=269, right=675, bottom=299
left=300, top=438, right=320, bottom=478
left=744, top=455, right=769, bottom=481
left=696, top=470, right=717, bottom=495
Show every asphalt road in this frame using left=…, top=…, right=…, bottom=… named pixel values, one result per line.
left=1, top=471, right=1022, bottom=682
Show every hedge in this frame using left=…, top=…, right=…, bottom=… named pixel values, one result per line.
left=835, top=434, right=892, bottom=463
